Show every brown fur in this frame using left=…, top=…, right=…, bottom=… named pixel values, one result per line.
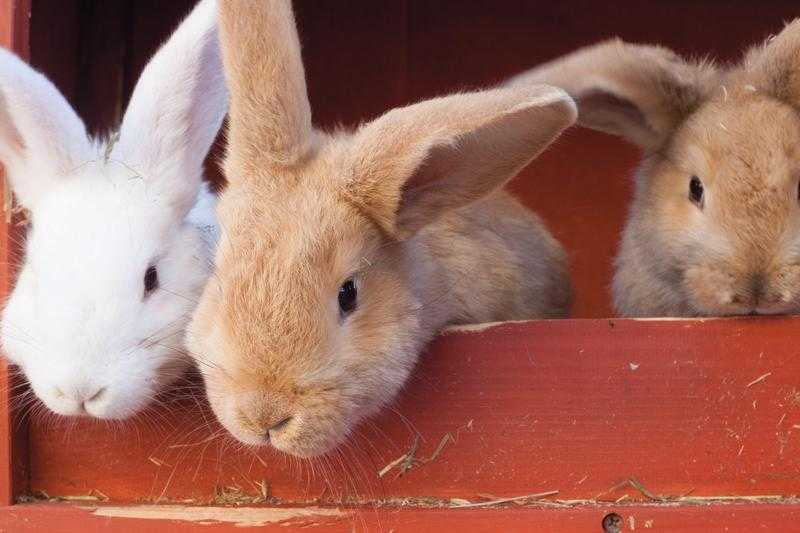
left=187, top=0, right=576, bottom=457
left=509, top=21, right=800, bottom=317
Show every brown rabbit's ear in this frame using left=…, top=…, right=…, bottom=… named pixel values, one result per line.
left=741, top=18, right=800, bottom=105
left=218, top=0, right=312, bottom=175
left=507, top=39, right=717, bottom=150
left=346, top=86, right=576, bottom=239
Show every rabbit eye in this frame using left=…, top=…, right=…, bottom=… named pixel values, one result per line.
left=689, top=176, right=704, bottom=207
left=144, top=265, right=159, bottom=296
left=338, top=278, right=357, bottom=316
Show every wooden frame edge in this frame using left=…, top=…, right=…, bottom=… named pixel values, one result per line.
left=0, top=0, right=31, bottom=506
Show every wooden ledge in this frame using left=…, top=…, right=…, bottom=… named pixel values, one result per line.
left=3, top=501, right=800, bottom=532
left=20, top=317, right=800, bottom=504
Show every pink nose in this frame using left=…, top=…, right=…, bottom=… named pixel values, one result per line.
left=234, top=390, right=296, bottom=442
left=54, top=386, right=107, bottom=409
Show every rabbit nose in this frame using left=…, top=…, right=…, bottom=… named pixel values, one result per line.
left=55, top=386, right=107, bottom=408
left=234, top=390, right=296, bottom=443
left=266, top=416, right=293, bottom=437
left=729, top=273, right=765, bottom=309
left=84, top=387, right=107, bottom=405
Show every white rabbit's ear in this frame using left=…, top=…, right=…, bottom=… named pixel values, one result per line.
left=0, top=48, right=91, bottom=210
left=112, top=0, right=227, bottom=217
left=218, top=0, right=313, bottom=176
left=346, top=86, right=576, bottom=239
left=506, top=39, right=717, bottom=150
left=742, top=19, right=800, bottom=106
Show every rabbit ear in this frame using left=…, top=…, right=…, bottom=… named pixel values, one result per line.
left=507, top=39, right=717, bottom=150
left=0, top=48, right=91, bottom=210
left=346, top=86, right=576, bottom=239
left=218, top=0, right=312, bottom=175
left=112, top=0, right=227, bottom=217
left=742, top=19, right=800, bottom=105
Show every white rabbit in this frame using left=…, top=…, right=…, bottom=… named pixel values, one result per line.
left=0, top=0, right=227, bottom=419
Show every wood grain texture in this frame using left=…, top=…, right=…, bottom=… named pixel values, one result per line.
left=0, top=0, right=30, bottom=507
left=3, top=502, right=800, bottom=533
left=24, top=318, right=800, bottom=504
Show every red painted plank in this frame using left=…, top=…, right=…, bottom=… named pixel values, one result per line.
left=25, top=318, right=800, bottom=504
left=3, top=502, right=800, bottom=533
left=0, top=0, right=30, bottom=507
left=0, top=0, right=28, bottom=58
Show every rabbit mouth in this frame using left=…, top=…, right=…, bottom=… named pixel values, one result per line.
left=221, top=415, right=349, bottom=458
left=689, top=296, right=799, bottom=318
left=206, top=385, right=352, bottom=457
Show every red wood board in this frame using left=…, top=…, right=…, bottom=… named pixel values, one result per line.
left=21, top=318, right=800, bottom=504
left=0, top=0, right=29, bottom=507
left=3, top=502, right=800, bottom=533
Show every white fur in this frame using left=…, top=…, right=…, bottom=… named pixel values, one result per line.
left=0, top=0, right=227, bottom=419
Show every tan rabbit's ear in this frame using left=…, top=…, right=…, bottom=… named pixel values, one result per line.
left=741, top=19, right=800, bottom=105
left=507, top=39, right=717, bottom=150
left=218, top=0, right=312, bottom=174
left=347, top=86, right=576, bottom=239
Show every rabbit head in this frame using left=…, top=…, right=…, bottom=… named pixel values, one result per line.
left=187, top=0, right=575, bottom=457
left=509, top=21, right=800, bottom=317
left=0, top=0, right=227, bottom=418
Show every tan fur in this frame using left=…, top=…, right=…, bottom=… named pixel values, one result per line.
left=187, top=0, right=575, bottom=457
left=218, top=0, right=311, bottom=169
left=507, top=38, right=718, bottom=149
left=510, top=21, right=800, bottom=318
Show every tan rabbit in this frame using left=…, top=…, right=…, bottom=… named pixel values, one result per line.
left=186, top=0, right=575, bottom=457
left=509, top=21, right=800, bottom=318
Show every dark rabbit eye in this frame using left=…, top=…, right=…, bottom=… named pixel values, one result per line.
left=689, top=176, right=704, bottom=207
left=338, top=278, right=357, bottom=316
left=144, top=265, right=159, bottom=296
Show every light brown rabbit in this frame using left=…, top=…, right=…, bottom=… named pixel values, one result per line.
left=186, top=0, right=576, bottom=457
left=509, top=21, right=800, bottom=318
